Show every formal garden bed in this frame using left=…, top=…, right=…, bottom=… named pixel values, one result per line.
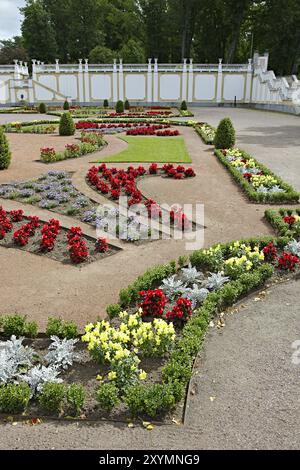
left=265, top=208, right=300, bottom=238
left=0, top=206, right=119, bottom=265
left=0, top=234, right=298, bottom=421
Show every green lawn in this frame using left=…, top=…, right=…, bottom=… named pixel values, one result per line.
left=94, top=136, right=192, bottom=163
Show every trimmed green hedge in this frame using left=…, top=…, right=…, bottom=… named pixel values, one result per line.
left=265, top=208, right=300, bottom=237
left=214, top=148, right=299, bottom=204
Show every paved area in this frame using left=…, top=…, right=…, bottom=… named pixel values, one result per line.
left=1, top=278, right=299, bottom=450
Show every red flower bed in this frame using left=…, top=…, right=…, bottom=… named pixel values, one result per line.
left=283, top=215, right=297, bottom=227
left=262, top=242, right=277, bottom=262
left=0, top=206, right=13, bottom=239
left=139, top=289, right=167, bottom=318
left=9, top=209, right=24, bottom=222
left=13, top=216, right=40, bottom=247
left=67, top=227, right=89, bottom=263
left=277, top=252, right=299, bottom=271
left=166, top=298, right=192, bottom=323
left=40, top=219, right=60, bottom=251
left=95, top=237, right=109, bottom=253
left=126, top=125, right=173, bottom=137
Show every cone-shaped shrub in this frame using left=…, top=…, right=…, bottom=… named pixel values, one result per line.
left=63, top=100, right=70, bottom=110
left=214, top=117, right=236, bottom=149
left=0, top=126, right=12, bottom=170
left=38, top=102, right=47, bottom=114
left=180, top=100, right=187, bottom=111
left=59, top=112, right=75, bottom=136
left=124, top=99, right=130, bottom=110
left=103, top=99, right=109, bottom=108
left=116, top=100, right=124, bottom=113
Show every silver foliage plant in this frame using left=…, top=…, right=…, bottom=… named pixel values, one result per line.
left=0, top=336, right=35, bottom=385
left=181, top=263, right=204, bottom=285
left=19, top=365, right=63, bottom=397
left=206, top=272, right=230, bottom=291
left=181, top=285, right=209, bottom=309
left=160, top=275, right=186, bottom=300
left=45, top=336, right=80, bottom=370
left=285, top=239, right=300, bottom=257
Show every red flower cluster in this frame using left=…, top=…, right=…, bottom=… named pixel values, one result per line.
left=109, top=111, right=171, bottom=118
left=67, top=227, right=89, bottom=264
left=9, top=209, right=24, bottom=222
left=13, top=216, right=40, bottom=247
left=262, top=242, right=277, bottom=262
left=149, top=163, right=158, bottom=174
left=40, top=147, right=56, bottom=158
left=277, top=252, right=299, bottom=271
left=161, top=164, right=195, bottom=179
left=126, top=125, right=174, bottom=136
left=0, top=206, right=13, bottom=240
left=283, top=215, right=297, bottom=227
left=166, top=298, right=192, bottom=323
left=95, top=237, right=109, bottom=253
left=156, top=130, right=179, bottom=137
left=40, top=219, right=60, bottom=251
left=139, top=289, right=167, bottom=317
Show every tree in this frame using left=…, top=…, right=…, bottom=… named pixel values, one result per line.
left=0, top=127, right=12, bottom=170
left=214, top=118, right=236, bottom=149
left=59, top=112, right=75, bottom=136
left=0, top=37, right=28, bottom=65
left=89, top=46, right=115, bottom=64
left=119, top=39, right=145, bottom=63
left=21, top=0, right=58, bottom=62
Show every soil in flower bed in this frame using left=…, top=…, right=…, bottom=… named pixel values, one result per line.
left=0, top=216, right=120, bottom=266
left=0, top=337, right=183, bottom=424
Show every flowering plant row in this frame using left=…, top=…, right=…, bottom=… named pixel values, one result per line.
left=265, top=209, right=300, bottom=238
left=40, top=133, right=105, bottom=163
left=215, top=148, right=299, bottom=203
left=196, top=123, right=216, bottom=144
left=75, top=121, right=170, bottom=131
left=86, top=163, right=195, bottom=230
left=126, top=126, right=179, bottom=137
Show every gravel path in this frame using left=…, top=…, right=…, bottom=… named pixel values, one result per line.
left=1, top=278, right=299, bottom=450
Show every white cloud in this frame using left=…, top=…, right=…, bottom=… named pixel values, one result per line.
left=0, top=0, right=26, bottom=40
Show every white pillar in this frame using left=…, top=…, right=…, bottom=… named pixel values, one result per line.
left=181, top=58, right=187, bottom=101
left=118, top=59, right=124, bottom=101
left=55, top=59, right=59, bottom=73
left=245, top=59, right=252, bottom=103
left=78, top=59, right=84, bottom=103
left=112, top=59, right=118, bottom=102
left=147, top=59, right=152, bottom=103
left=187, top=59, right=194, bottom=102
left=14, top=60, right=20, bottom=79
left=216, top=59, right=223, bottom=103
left=32, top=60, right=37, bottom=81
left=153, top=58, right=158, bottom=102
left=84, top=59, right=90, bottom=102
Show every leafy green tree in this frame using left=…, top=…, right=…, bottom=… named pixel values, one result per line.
left=89, top=46, right=115, bottom=63
left=119, top=39, right=145, bottom=63
left=214, top=118, right=236, bottom=149
left=21, top=0, right=58, bottom=62
left=0, top=126, right=12, bottom=170
left=0, top=37, right=28, bottom=65
left=59, top=112, right=75, bottom=136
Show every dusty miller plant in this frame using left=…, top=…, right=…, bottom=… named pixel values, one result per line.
left=45, top=336, right=80, bottom=370
left=0, top=336, right=34, bottom=384
left=285, top=239, right=300, bottom=257
left=181, top=263, right=204, bottom=285
left=181, top=285, right=209, bottom=309
left=19, top=365, right=62, bottom=396
left=206, top=272, right=230, bottom=291
left=160, top=275, right=186, bottom=300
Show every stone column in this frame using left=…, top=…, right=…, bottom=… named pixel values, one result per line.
left=78, top=59, right=84, bottom=103
left=216, top=59, right=223, bottom=103
left=84, top=59, right=90, bottom=103
left=147, top=59, right=152, bottom=103
left=181, top=58, right=188, bottom=101
left=112, top=59, right=118, bottom=103
left=118, top=59, right=124, bottom=101
left=245, top=58, right=253, bottom=103
left=153, top=58, right=158, bottom=102
left=55, top=59, right=60, bottom=73
left=188, top=59, right=194, bottom=102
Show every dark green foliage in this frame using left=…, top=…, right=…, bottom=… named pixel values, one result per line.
left=46, top=317, right=78, bottom=339
left=38, top=383, right=66, bottom=413
left=214, top=118, right=236, bottom=149
left=180, top=100, right=187, bottom=111
left=0, top=383, right=31, bottom=414
left=124, top=99, right=130, bottom=110
left=59, top=112, right=75, bottom=136
left=96, top=383, right=120, bottom=412
left=0, top=126, right=11, bottom=170
left=103, top=99, right=109, bottom=108
left=0, top=315, right=38, bottom=338
left=38, top=102, right=47, bottom=114
left=66, top=384, right=85, bottom=415
left=116, top=100, right=124, bottom=114
left=106, top=304, right=121, bottom=319
left=63, top=100, right=70, bottom=111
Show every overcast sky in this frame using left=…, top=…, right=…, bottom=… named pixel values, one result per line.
left=0, top=0, right=25, bottom=40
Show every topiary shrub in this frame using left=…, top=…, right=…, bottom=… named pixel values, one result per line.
left=103, top=99, right=109, bottom=108
left=0, top=383, right=31, bottom=414
left=63, top=100, right=70, bottom=110
left=180, top=100, right=187, bottom=111
left=59, top=112, right=75, bottom=136
left=38, top=103, right=47, bottom=114
left=124, top=99, right=130, bottom=110
left=0, top=126, right=11, bottom=170
left=214, top=117, right=236, bottom=149
left=116, top=100, right=124, bottom=113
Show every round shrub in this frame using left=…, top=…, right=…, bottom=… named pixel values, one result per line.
left=103, top=99, right=109, bottom=108
left=124, top=99, right=130, bottom=110
left=0, top=383, right=31, bottom=414
left=38, top=382, right=66, bottom=414
left=96, top=383, right=120, bottom=412
left=180, top=100, right=187, bottom=111
left=0, top=126, right=11, bottom=170
left=115, top=100, right=124, bottom=113
left=59, top=112, right=75, bottom=136
left=63, top=100, right=70, bottom=110
left=214, top=117, right=236, bottom=149
left=38, top=103, right=47, bottom=114
left=66, top=384, right=85, bottom=415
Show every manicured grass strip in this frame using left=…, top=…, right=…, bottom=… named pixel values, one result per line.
left=94, top=136, right=192, bottom=163
left=214, top=148, right=299, bottom=204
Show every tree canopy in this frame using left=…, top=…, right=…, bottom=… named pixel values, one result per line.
left=0, top=0, right=298, bottom=75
